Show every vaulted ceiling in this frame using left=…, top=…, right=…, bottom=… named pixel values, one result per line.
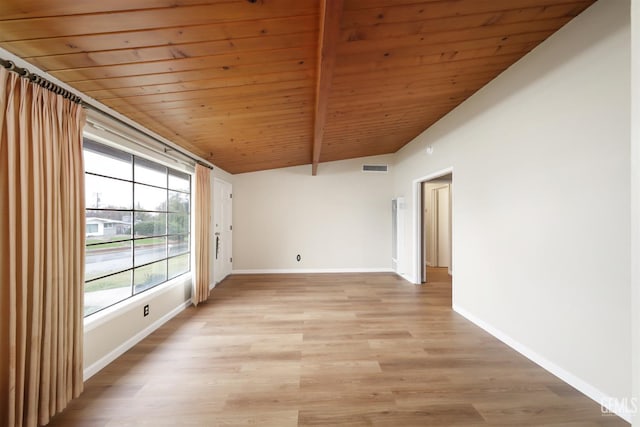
left=0, top=0, right=595, bottom=174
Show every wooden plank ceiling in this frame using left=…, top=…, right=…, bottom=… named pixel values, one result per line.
left=0, top=0, right=595, bottom=174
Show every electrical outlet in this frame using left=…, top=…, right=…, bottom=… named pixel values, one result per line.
left=143, top=304, right=149, bottom=317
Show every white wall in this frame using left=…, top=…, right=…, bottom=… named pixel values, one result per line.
left=83, top=277, right=191, bottom=378
left=631, top=0, right=640, bottom=424
left=393, top=0, right=631, bottom=420
left=232, top=155, right=393, bottom=272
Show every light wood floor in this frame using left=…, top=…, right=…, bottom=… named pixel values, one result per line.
left=50, top=273, right=628, bottom=426
left=425, top=266, right=451, bottom=283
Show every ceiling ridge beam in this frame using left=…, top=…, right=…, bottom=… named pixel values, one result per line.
left=312, top=0, right=344, bottom=176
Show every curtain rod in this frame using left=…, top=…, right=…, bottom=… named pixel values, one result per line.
left=0, top=57, right=213, bottom=170
left=1, top=58, right=83, bottom=103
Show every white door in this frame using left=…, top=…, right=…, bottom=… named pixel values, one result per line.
left=222, top=181, right=233, bottom=278
left=436, top=186, right=451, bottom=268
left=213, top=178, right=233, bottom=283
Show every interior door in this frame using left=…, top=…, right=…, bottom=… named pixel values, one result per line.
left=213, top=178, right=233, bottom=283
left=436, top=186, right=451, bottom=268
left=221, top=181, right=233, bottom=278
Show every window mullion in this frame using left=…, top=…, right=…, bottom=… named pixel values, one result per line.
left=131, top=156, right=136, bottom=297
left=166, top=172, right=169, bottom=282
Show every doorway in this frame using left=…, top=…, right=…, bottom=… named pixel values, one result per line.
left=420, top=173, right=452, bottom=284
left=213, top=178, right=233, bottom=284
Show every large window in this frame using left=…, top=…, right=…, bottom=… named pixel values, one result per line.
left=83, top=138, right=191, bottom=316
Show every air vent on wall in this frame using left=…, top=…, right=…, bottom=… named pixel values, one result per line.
left=362, top=164, right=389, bottom=173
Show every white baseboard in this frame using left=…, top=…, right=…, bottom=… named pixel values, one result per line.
left=231, top=267, right=394, bottom=274
left=452, top=304, right=632, bottom=423
left=83, top=300, right=191, bottom=381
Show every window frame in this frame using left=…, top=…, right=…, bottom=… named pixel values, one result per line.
left=83, top=133, right=194, bottom=317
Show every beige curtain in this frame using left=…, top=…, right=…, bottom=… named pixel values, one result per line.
left=192, top=164, right=211, bottom=305
left=0, top=67, right=86, bottom=427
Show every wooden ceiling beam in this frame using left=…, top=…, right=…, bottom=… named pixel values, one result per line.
left=311, top=0, right=344, bottom=176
